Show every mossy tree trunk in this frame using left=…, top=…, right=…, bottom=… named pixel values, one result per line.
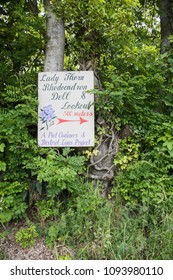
left=43, top=0, right=65, bottom=71
left=158, top=0, right=173, bottom=53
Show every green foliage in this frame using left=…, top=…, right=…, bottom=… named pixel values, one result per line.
left=36, top=199, right=60, bottom=224
left=112, top=116, right=173, bottom=209
left=29, top=148, right=86, bottom=199
left=0, top=0, right=45, bottom=84
left=44, top=183, right=112, bottom=256
left=0, top=181, right=28, bottom=223
left=42, top=190, right=173, bottom=259
left=53, top=0, right=150, bottom=69
left=15, top=223, right=39, bottom=248
left=0, top=74, right=39, bottom=222
left=93, top=43, right=173, bottom=212
left=0, top=143, right=6, bottom=171
left=95, top=46, right=163, bottom=126
left=147, top=212, right=173, bottom=259
left=114, top=139, right=140, bottom=170
left=0, top=0, right=173, bottom=261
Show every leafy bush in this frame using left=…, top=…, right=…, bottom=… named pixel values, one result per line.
left=42, top=189, right=173, bottom=259
left=0, top=181, right=28, bottom=223
left=44, top=183, right=113, bottom=258
left=35, top=199, right=60, bottom=225
left=0, top=77, right=39, bottom=222
left=33, top=148, right=86, bottom=199
left=15, top=223, right=39, bottom=248
left=112, top=116, right=173, bottom=209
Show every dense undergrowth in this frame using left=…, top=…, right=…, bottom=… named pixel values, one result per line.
left=1, top=190, right=173, bottom=260
left=1, top=53, right=173, bottom=259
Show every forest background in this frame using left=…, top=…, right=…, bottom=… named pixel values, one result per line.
left=0, top=0, right=173, bottom=260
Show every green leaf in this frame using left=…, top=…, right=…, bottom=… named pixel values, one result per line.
left=0, top=161, right=6, bottom=171
left=0, top=143, right=5, bottom=152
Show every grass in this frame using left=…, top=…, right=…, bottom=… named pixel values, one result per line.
left=1, top=191, right=173, bottom=260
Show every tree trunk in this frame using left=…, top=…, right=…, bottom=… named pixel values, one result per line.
left=158, top=0, right=173, bottom=53
left=27, top=0, right=39, bottom=16
left=44, top=0, right=65, bottom=71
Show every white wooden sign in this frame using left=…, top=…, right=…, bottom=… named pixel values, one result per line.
left=38, top=71, right=94, bottom=147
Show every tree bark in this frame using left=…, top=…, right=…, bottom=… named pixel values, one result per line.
left=44, top=0, right=65, bottom=71
left=27, top=0, right=39, bottom=16
left=158, top=0, right=173, bottom=53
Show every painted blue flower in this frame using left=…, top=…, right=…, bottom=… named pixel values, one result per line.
left=39, top=105, right=56, bottom=130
